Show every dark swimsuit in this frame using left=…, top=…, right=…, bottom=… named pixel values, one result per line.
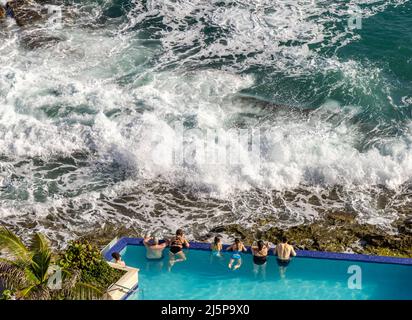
left=277, top=258, right=290, bottom=267
left=253, top=255, right=267, bottom=265
left=170, top=245, right=182, bottom=254
left=170, top=238, right=186, bottom=254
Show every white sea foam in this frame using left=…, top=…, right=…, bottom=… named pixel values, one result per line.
left=0, top=0, right=411, bottom=240
left=123, top=0, right=409, bottom=73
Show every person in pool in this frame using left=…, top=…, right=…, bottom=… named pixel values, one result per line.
left=143, top=235, right=168, bottom=260
left=168, top=229, right=190, bottom=269
left=111, top=252, right=126, bottom=267
left=227, top=238, right=247, bottom=270
left=251, top=240, right=269, bottom=275
left=210, top=236, right=223, bottom=259
left=274, top=236, right=296, bottom=278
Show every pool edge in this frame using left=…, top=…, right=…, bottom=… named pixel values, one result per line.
left=104, top=237, right=412, bottom=266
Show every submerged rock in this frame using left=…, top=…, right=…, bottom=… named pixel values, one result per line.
left=20, top=31, right=64, bottom=49
left=6, top=0, right=43, bottom=26
left=76, top=224, right=142, bottom=250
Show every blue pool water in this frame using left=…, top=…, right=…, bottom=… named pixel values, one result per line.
left=120, top=245, right=412, bottom=300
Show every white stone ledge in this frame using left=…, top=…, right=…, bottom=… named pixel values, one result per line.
left=104, top=262, right=139, bottom=300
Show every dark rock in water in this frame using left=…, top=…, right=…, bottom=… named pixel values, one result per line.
left=210, top=226, right=227, bottom=233
left=0, top=6, right=6, bottom=19
left=21, top=32, right=64, bottom=49
left=325, top=211, right=357, bottom=223
left=6, top=0, right=43, bottom=26
left=395, top=216, right=412, bottom=235
left=76, top=224, right=141, bottom=250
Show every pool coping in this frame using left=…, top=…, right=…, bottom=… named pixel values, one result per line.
left=104, top=237, right=412, bottom=266
left=104, top=262, right=139, bottom=300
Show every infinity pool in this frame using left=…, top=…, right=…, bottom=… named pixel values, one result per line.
left=114, top=243, right=412, bottom=300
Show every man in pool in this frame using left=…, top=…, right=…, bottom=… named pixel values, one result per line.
left=274, top=236, right=296, bottom=278
left=111, top=252, right=126, bottom=267
left=143, top=235, right=168, bottom=260
left=168, top=229, right=190, bottom=270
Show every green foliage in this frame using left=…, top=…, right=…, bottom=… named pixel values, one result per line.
left=0, top=228, right=103, bottom=300
left=59, top=241, right=101, bottom=272
left=0, top=227, right=53, bottom=299
left=58, top=240, right=124, bottom=291
left=0, top=289, right=14, bottom=300
left=81, top=259, right=124, bottom=290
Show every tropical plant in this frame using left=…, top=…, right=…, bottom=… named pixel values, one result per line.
left=0, top=289, right=14, bottom=300
left=58, top=240, right=124, bottom=292
left=0, top=226, right=103, bottom=300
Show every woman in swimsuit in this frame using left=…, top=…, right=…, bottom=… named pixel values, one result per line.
left=227, top=238, right=247, bottom=270
left=251, top=240, right=268, bottom=276
left=209, top=236, right=223, bottom=262
left=168, top=229, right=190, bottom=269
left=210, top=236, right=223, bottom=256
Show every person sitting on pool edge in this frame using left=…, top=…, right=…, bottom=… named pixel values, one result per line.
left=143, top=235, right=168, bottom=260
left=168, top=229, right=190, bottom=269
left=274, top=236, right=296, bottom=278
left=111, top=252, right=126, bottom=267
left=227, top=238, right=247, bottom=270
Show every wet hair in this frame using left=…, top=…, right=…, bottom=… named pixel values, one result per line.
left=176, top=229, right=184, bottom=236
left=148, top=236, right=159, bottom=246
left=214, top=236, right=221, bottom=245
left=281, top=236, right=288, bottom=243
left=234, top=238, right=240, bottom=243
left=257, top=240, right=264, bottom=251
left=111, top=252, right=121, bottom=261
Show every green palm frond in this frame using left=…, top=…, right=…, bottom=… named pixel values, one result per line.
left=31, top=251, right=52, bottom=283
left=23, top=267, right=41, bottom=286
left=0, top=227, right=31, bottom=262
left=29, top=233, right=53, bottom=283
left=0, top=256, right=22, bottom=267
left=30, top=233, right=50, bottom=255
left=16, top=285, right=51, bottom=300
left=68, top=281, right=103, bottom=300
left=17, top=285, right=37, bottom=299
left=59, top=269, right=102, bottom=300
left=25, top=285, right=51, bottom=300
left=0, top=229, right=112, bottom=300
